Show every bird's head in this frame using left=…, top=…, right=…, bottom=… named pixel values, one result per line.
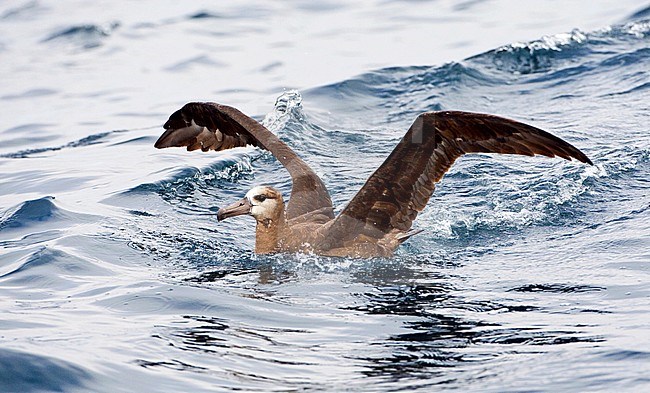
left=217, top=186, right=284, bottom=225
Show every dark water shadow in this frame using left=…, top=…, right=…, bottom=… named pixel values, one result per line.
left=0, top=349, right=91, bottom=392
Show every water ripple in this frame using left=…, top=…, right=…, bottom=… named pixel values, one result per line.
left=42, top=22, right=120, bottom=49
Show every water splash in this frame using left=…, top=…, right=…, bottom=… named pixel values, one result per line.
left=262, top=89, right=304, bottom=134
left=623, top=20, right=650, bottom=37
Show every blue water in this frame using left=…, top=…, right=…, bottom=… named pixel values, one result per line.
left=1, top=1, right=650, bottom=392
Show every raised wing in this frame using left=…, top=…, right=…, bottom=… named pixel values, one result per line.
left=322, top=111, right=592, bottom=247
left=155, top=103, right=334, bottom=220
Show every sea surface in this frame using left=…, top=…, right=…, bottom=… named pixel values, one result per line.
left=1, top=1, right=650, bottom=392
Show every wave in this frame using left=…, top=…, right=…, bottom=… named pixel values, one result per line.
left=0, top=196, right=59, bottom=230
left=628, top=5, right=650, bottom=21
left=42, top=22, right=120, bottom=50
left=0, top=246, right=110, bottom=289
left=1, top=88, right=58, bottom=100
left=470, top=20, right=650, bottom=75
left=308, top=20, right=650, bottom=109
left=475, top=29, right=591, bottom=74
left=0, top=196, right=97, bottom=235
left=0, top=130, right=121, bottom=158
left=0, top=1, right=42, bottom=20
left=0, top=349, right=90, bottom=392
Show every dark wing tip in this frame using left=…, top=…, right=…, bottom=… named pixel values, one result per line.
left=577, top=151, right=594, bottom=166
left=154, top=129, right=173, bottom=149
left=571, top=151, right=593, bottom=165
left=430, top=111, right=593, bottom=166
left=536, top=128, right=593, bottom=165
left=155, top=106, right=191, bottom=149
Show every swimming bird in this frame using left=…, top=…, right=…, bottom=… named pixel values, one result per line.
left=155, top=102, right=592, bottom=257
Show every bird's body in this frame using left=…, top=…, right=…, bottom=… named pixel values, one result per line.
left=214, top=186, right=401, bottom=257
left=155, top=102, right=592, bottom=258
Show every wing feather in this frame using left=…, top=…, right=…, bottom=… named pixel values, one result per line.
left=321, top=111, right=592, bottom=249
left=155, top=102, right=334, bottom=220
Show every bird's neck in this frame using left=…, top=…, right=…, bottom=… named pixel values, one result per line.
left=254, top=209, right=287, bottom=254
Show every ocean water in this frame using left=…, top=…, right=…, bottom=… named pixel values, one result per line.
left=1, top=1, right=650, bottom=392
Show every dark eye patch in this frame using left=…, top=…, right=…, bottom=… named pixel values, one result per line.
left=254, top=195, right=267, bottom=202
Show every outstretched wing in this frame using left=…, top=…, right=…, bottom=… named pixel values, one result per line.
left=155, top=103, right=334, bottom=220
left=322, top=111, right=592, bottom=247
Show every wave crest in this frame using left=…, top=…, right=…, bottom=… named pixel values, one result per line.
left=485, top=29, right=588, bottom=74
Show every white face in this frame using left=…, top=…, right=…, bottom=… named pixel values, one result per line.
left=245, top=186, right=281, bottom=220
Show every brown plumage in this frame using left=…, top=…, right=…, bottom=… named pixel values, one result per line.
left=155, top=102, right=592, bottom=258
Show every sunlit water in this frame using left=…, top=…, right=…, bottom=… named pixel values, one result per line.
left=1, top=1, right=650, bottom=392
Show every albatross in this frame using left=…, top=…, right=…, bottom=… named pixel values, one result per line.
left=155, top=102, right=592, bottom=257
